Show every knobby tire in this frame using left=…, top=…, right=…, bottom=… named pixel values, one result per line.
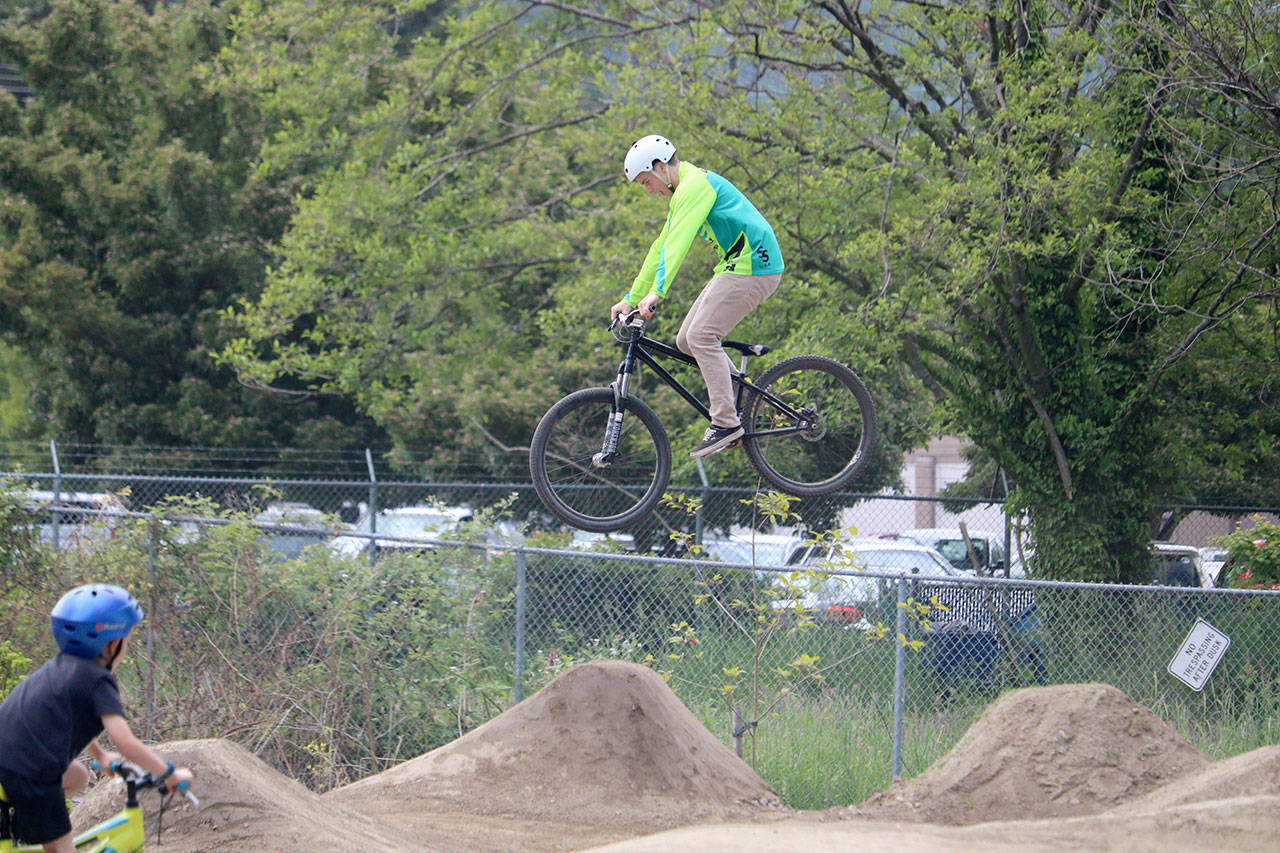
left=529, top=387, right=672, bottom=532
left=741, top=355, right=877, bottom=497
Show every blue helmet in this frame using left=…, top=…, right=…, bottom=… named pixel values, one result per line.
left=50, top=584, right=144, bottom=659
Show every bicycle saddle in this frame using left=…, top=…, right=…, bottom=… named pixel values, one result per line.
left=722, top=340, right=770, bottom=356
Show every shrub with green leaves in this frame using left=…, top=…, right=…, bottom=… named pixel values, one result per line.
left=0, top=640, right=32, bottom=694
left=1215, top=519, right=1280, bottom=589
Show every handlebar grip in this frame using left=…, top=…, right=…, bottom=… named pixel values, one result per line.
left=175, top=779, right=200, bottom=808
left=609, top=308, right=648, bottom=331
left=110, top=759, right=144, bottom=776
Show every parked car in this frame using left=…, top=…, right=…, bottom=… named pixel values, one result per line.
left=1150, top=541, right=1210, bottom=588
left=702, top=533, right=806, bottom=568
left=900, top=527, right=1007, bottom=575
left=253, top=501, right=332, bottom=560
left=331, top=504, right=473, bottom=558
left=24, top=489, right=125, bottom=550
left=569, top=530, right=637, bottom=551
left=786, top=537, right=960, bottom=576
left=1199, top=546, right=1229, bottom=586
left=770, top=539, right=965, bottom=625
left=484, top=519, right=527, bottom=550
left=787, top=534, right=1042, bottom=687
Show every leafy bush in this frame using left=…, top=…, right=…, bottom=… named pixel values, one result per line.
left=0, top=494, right=519, bottom=791
left=1215, top=518, right=1280, bottom=588
left=0, top=640, right=32, bottom=694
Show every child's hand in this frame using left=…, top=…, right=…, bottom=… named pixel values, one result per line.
left=97, top=750, right=124, bottom=774
left=167, top=766, right=195, bottom=792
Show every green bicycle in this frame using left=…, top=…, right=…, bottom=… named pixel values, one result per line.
left=0, top=760, right=198, bottom=853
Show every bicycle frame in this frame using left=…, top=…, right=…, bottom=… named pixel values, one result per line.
left=1, top=763, right=194, bottom=853
left=609, top=322, right=815, bottom=440
left=1, top=782, right=143, bottom=853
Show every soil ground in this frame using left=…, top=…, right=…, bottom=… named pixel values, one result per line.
left=71, top=660, right=1280, bottom=851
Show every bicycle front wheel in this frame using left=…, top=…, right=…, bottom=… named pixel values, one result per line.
left=529, top=387, right=672, bottom=532
left=742, top=355, right=877, bottom=497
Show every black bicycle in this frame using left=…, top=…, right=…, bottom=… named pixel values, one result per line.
left=529, top=311, right=877, bottom=531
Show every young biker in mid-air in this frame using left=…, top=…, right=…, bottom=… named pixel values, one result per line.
left=0, top=584, right=194, bottom=852
left=610, top=134, right=785, bottom=459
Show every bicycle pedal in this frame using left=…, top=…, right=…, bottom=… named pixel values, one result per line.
left=727, top=438, right=742, bottom=449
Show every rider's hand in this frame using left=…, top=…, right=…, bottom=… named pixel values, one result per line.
left=167, top=766, right=195, bottom=793
left=609, top=300, right=633, bottom=323
left=97, top=750, right=124, bottom=774
left=636, top=293, right=660, bottom=319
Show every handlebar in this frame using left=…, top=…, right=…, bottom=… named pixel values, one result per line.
left=609, top=309, right=648, bottom=337
left=92, top=758, right=200, bottom=808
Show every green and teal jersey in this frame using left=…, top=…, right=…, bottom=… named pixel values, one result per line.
left=625, top=162, right=784, bottom=304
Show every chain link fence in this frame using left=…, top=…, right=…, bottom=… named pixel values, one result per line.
left=503, top=545, right=1280, bottom=806
left=4, top=470, right=1279, bottom=809
left=2, top=484, right=1280, bottom=804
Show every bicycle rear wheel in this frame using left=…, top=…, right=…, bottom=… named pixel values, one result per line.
left=529, top=387, right=672, bottom=532
left=742, top=355, right=877, bottom=497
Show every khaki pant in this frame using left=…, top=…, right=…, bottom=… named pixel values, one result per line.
left=676, top=272, right=782, bottom=428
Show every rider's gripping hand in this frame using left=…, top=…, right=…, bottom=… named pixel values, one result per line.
left=636, top=294, right=660, bottom=319
left=96, top=750, right=124, bottom=774
left=609, top=300, right=633, bottom=323
left=167, top=765, right=195, bottom=793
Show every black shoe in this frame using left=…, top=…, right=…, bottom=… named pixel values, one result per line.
left=690, top=424, right=745, bottom=459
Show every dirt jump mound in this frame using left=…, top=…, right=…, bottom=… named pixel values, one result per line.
left=72, top=739, right=414, bottom=852
left=329, top=659, right=781, bottom=830
left=850, top=682, right=1209, bottom=826
left=1115, top=743, right=1280, bottom=813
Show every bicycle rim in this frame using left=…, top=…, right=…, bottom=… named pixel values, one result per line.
left=529, top=387, right=672, bottom=532
left=743, top=355, right=877, bottom=497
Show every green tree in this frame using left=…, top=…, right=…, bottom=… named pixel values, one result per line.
left=217, top=0, right=915, bottom=489
left=0, top=0, right=384, bottom=449
left=222, top=0, right=1277, bottom=576
left=608, top=0, right=1278, bottom=581
left=218, top=2, right=679, bottom=478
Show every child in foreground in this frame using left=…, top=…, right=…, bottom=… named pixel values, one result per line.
left=0, top=584, right=194, bottom=852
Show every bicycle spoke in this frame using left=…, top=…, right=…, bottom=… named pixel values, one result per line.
left=744, top=356, right=877, bottom=496
left=530, top=388, right=672, bottom=531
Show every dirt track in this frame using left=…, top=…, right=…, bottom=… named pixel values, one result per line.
left=71, top=660, right=1280, bottom=851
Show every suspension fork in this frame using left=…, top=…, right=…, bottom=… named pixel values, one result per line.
left=592, top=341, right=641, bottom=467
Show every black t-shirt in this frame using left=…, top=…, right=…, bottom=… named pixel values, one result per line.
left=0, top=653, right=125, bottom=785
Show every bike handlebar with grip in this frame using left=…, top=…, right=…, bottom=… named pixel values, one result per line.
left=93, top=758, right=200, bottom=808
left=171, top=777, right=200, bottom=808
left=609, top=309, right=648, bottom=339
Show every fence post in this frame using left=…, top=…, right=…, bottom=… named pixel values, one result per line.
left=514, top=548, right=527, bottom=704
left=892, top=576, right=908, bottom=779
left=1001, top=468, right=1013, bottom=577
left=145, top=514, right=158, bottom=743
left=365, top=448, right=378, bottom=566
left=49, top=440, right=61, bottom=550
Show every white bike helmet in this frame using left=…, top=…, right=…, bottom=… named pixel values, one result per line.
left=624, top=134, right=676, bottom=182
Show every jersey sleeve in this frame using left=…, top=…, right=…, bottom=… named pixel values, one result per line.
left=625, top=221, right=670, bottom=304
left=625, top=170, right=717, bottom=303
left=91, top=673, right=125, bottom=720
